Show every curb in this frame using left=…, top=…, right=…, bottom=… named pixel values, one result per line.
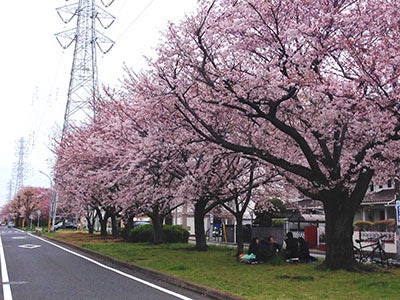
left=43, top=235, right=245, bottom=300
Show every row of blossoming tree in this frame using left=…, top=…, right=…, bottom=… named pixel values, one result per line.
left=1, top=187, right=51, bottom=228
left=54, top=83, right=281, bottom=256
left=53, top=0, right=399, bottom=270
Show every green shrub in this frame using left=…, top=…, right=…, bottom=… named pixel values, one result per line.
left=119, top=227, right=129, bottom=240
left=353, top=220, right=373, bottom=231
left=127, top=224, right=190, bottom=243
left=271, top=219, right=285, bottom=228
left=163, top=225, right=189, bottom=243
left=21, top=226, right=33, bottom=231
left=127, top=224, right=153, bottom=243
left=371, top=219, right=396, bottom=232
left=354, top=219, right=396, bottom=232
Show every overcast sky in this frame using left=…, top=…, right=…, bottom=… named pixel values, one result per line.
left=0, top=0, right=197, bottom=207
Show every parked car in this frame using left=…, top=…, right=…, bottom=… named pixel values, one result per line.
left=7, top=221, right=14, bottom=228
left=133, top=221, right=151, bottom=227
left=54, top=221, right=77, bottom=230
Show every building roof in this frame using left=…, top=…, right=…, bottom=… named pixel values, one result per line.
left=286, top=198, right=323, bottom=211
left=288, top=209, right=325, bottom=223
left=361, top=188, right=397, bottom=206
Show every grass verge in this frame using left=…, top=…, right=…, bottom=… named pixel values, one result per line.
left=48, top=231, right=400, bottom=300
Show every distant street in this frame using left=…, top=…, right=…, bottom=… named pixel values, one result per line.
left=0, top=228, right=212, bottom=300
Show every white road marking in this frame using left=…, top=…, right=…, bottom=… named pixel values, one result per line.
left=29, top=233, right=193, bottom=300
left=18, top=244, right=41, bottom=249
left=0, top=236, right=13, bottom=300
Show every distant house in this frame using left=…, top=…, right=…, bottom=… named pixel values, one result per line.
left=355, top=179, right=399, bottom=222
left=285, top=198, right=325, bottom=231
left=287, top=179, right=399, bottom=227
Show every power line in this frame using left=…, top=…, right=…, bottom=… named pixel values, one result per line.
left=114, top=0, right=156, bottom=43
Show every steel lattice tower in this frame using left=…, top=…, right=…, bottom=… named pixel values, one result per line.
left=55, top=0, right=115, bottom=135
left=14, top=138, right=27, bottom=194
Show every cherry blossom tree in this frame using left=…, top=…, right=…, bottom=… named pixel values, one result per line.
left=7, top=193, right=24, bottom=226
left=54, top=87, right=190, bottom=241
left=95, top=91, right=189, bottom=243
left=174, top=145, right=266, bottom=251
left=153, top=0, right=400, bottom=269
left=54, top=124, right=123, bottom=236
left=131, top=67, right=283, bottom=251
left=216, top=157, right=280, bottom=257
left=8, top=187, right=44, bottom=227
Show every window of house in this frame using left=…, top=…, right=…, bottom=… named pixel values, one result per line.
left=379, top=210, right=385, bottom=220
left=388, top=179, right=392, bottom=188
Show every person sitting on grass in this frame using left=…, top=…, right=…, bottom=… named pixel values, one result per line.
left=248, top=237, right=260, bottom=259
left=267, top=235, right=282, bottom=254
left=298, top=237, right=317, bottom=263
left=282, top=231, right=299, bottom=260
left=258, top=235, right=282, bottom=262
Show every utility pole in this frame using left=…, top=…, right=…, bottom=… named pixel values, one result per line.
left=55, top=0, right=115, bottom=135
left=39, top=171, right=57, bottom=231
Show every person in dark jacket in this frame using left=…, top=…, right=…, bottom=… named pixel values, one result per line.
left=248, top=237, right=260, bottom=257
left=298, top=237, right=316, bottom=263
left=257, top=236, right=274, bottom=262
left=282, top=231, right=299, bottom=259
left=267, top=235, right=282, bottom=253
left=257, top=235, right=282, bottom=262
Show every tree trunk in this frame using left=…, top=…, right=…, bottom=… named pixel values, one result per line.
left=99, top=217, right=108, bottom=236
left=165, top=213, right=173, bottom=225
left=148, top=205, right=164, bottom=244
left=321, top=170, right=373, bottom=270
left=235, top=215, right=244, bottom=259
left=322, top=195, right=358, bottom=270
left=111, top=213, right=118, bottom=237
left=152, top=216, right=164, bottom=244
left=194, top=200, right=208, bottom=251
left=85, top=215, right=95, bottom=235
left=96, top=208, right=109, bottom=237
left=85, top=208, right=96, bottom=235
left=122, top=214, right=134, bottom=240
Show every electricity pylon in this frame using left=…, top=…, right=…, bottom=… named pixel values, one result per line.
left=7, top=180, right=13, bottom=201
left=55, top=0, right=115, bottom=135
left=14, top=138, right=27, bottom=194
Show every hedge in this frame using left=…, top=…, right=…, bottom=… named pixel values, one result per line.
left=127, top=224, right=189, bottom=243
left=354, top=219, right=395, bottom=232
left=127, top=224, right=154, bottom=243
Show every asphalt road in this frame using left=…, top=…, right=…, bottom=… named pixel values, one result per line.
left=0, top=227, right=215, bottom=300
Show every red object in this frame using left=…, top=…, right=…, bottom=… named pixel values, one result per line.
left=304, top=226, right=317, bottom=247
left=318, top=244, right=326, bottom=251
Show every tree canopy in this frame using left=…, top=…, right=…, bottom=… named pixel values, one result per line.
left=151, top=0, right=400, bottom=269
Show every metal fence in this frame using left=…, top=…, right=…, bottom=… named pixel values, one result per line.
left=356, top=231, right=395, bottom=243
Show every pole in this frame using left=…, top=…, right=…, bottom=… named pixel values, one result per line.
left=39, top=171, right=57, bottom=231
left=52, top=193, right=58, bottom=231
left=395, top=200, right=400, bottom=261
left=209, top=213, right=214, bottom=240
left=37, top=210, right=41, bottom=227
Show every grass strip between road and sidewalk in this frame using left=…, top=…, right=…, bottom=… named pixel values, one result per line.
left=46, top=231, right=400, bottom=300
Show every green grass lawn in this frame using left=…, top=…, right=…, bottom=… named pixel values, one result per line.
left=48, top=231, right=400, bottom=300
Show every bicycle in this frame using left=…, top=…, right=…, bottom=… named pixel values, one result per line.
left=353, top=234, right=389, bottom=267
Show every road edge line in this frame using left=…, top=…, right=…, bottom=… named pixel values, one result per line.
left=0, top=236, right=13, bottom=300
left=29, top=233, right=193, bottom=300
